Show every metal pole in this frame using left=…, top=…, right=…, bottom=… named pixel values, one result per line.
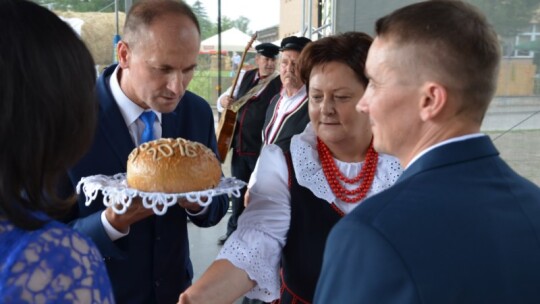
left=113, top=0, right=121, bottom=63
left=125, top=0, right=132, bottom=13
left=307, top=0, right=312, bottom=39
left=217, top=0, right=222, bottom=96
left=114, top=0, right=119, bottom=36
left=301, top=0, right=306, bottom=36
left=331, top=0, right=336, bottom=34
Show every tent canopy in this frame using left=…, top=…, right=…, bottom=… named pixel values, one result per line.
left=200, top=27, right=260, bottom=53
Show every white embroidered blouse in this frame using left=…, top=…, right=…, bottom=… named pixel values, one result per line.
left=217, top=123, right=402, bottom=302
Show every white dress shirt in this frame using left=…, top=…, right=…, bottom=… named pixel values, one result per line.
left=109, top=66, right=162, bottom=145
left=407, top=133, right=485, bottom=168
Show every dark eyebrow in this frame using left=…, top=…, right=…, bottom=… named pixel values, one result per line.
left=158, top=64, right=174, bottom=70
left=184, top=64, right=198, bottom=71
left=155, top=63, right=198, bottom=72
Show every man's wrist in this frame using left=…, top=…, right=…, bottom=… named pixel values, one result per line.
left=101, top=210, right=129, bottom=241
left=104, top=208, right=129, bottom=233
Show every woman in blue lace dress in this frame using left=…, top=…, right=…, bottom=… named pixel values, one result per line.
left=0, top=1, right=114, bottom=303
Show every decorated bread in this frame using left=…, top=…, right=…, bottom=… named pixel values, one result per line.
left=127, top=138, right=221, bottom=193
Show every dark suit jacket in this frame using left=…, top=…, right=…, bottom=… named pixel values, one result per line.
left=315, top=136, right=540, bottom=304
left=64, top=64, right=229, bottom=304
left=232, top=69, right=282, bottom=155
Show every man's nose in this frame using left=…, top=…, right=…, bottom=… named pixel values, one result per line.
left=167, top=72, right=184, bottom=96
left=287, top=63, right=295, bottom=73
left=356, top=95, right=369, bottom=114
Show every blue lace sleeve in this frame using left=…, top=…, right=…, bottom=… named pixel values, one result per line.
left=0, top=219, right=115, bottom=303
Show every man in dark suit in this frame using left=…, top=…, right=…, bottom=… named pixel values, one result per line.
left=61, top=1, right=228, bottom=303
left=315, top=1, right=540, bottom=303
left=216, top=43, right=282, bottom=245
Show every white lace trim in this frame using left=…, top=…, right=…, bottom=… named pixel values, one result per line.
left=217, top=228, right=281, bottom=302
left=76, top=174, right=245, bottom=215
left=291, top=124, right=402, bottom=213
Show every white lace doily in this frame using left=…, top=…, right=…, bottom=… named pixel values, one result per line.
left=76, top=173, right=246, bottom=215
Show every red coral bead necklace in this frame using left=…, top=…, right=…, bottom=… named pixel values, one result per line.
left=317, top=137, right=378, bottom=203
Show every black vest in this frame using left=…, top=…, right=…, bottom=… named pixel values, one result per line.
left=263, top=94, right=309, bottom=152
left=280, top=153, right=342, bottom=303
left=233, top=69, right=282, bottom=155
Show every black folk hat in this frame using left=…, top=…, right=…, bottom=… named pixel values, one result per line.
left=255, top=43, right=280, bottom=58
left=280, top=36, right=312, bottom=52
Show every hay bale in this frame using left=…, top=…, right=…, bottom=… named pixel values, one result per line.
left=56, top=11, right=126, bottom=66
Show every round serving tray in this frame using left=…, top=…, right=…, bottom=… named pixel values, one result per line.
left=76, top=173, right=246, bottom=215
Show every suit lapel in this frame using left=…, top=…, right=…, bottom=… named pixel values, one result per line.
left=398, top=136, right=499, bottom=182
left=97, top=70, right=136, bottom=171
left=162, top=110, right=180, bottom=139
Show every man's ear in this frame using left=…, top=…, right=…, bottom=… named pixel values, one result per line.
left=117, top=40, right=130, bottom=69
left=419, top=82, right=447, bottom=121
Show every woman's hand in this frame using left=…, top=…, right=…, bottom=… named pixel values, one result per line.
left=243, top=188, right=251, bottom=207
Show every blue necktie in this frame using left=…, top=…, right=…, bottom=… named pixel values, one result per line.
left=139, top=111, right=156, bottom=144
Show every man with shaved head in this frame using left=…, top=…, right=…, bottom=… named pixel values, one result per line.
left=315, top=1, right=540, bottom=303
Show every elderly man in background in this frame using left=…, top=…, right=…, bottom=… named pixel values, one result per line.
left=262, top=36, right=312, bottom=151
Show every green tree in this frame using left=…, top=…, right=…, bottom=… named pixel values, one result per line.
left=212, top=16, right=252, bottom=35
left=218, top=16, right=235, bottom=32
left=190, top=0, right=215, bottom=39
left=232, top=16, right=251, bottom=34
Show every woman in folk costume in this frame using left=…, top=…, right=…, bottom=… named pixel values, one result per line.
left=178, top=32, right=402, bottom=304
